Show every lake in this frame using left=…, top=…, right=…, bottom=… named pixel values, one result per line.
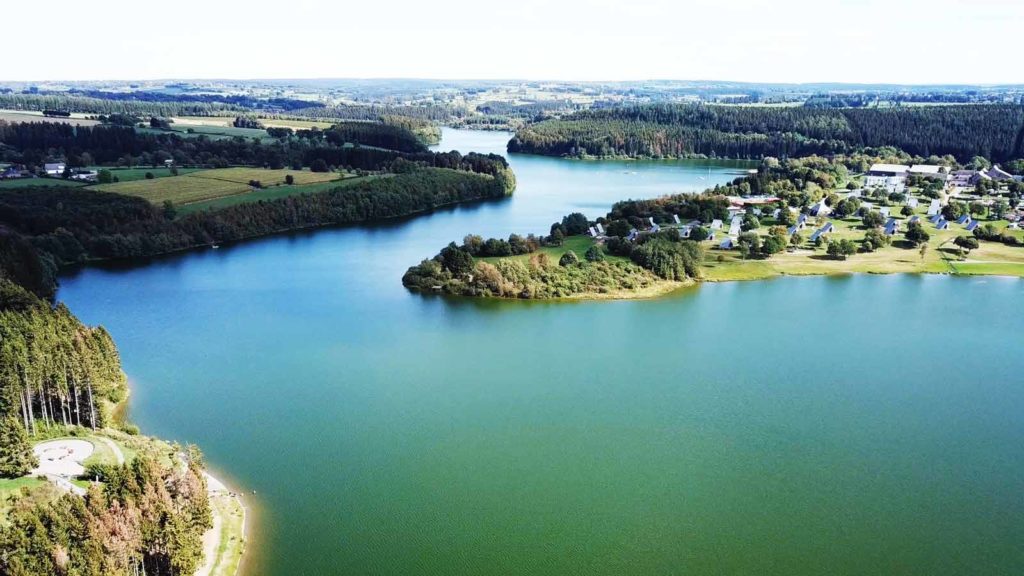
left=58, top=129, right=1024, bottom=575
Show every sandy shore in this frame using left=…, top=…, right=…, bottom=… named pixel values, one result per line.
left=195, top=470, right=247, bottom=576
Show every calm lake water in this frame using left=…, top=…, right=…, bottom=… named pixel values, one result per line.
left=59, top=129, right=1024, bottom=575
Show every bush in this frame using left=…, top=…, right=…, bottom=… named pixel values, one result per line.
left=559, top=250, right=580, bottom=266
left=144, top=172, right=154, bottom=180
left=585, top=245, right=605, bottom=262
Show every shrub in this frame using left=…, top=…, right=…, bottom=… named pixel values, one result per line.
left=559, top=250, right=580, bottom=266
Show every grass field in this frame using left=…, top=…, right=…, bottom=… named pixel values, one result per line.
left=91, top=168, right=343, bottom=205
left=190, top=167, right=340, bottom=186
left=0, top=178, right=89, bottom=189
left=177, top=174, right=380, bottom=215
left=94, top=167, right=202, bottom=182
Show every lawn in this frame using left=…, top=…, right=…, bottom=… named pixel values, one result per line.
left=700, top=197, right=1024, bottom=281
left=91, top=168, right=342, bottom=205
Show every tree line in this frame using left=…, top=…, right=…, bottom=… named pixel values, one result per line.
left=507, top=103, right=1024, bottom=162
left=0, top=120, right=502, bottom=174
left=0, top=279, right=126, bottom=437
left=0, top=165, right=513, bottom=291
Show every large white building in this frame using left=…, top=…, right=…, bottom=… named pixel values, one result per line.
left=864, top=164, right=909, bottom=192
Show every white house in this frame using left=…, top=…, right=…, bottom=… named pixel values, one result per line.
left=926, top=199, right=941, bottom=216
left=44, top=163, right=66, bottom=176
left=710, top=219, right=723, bottom=230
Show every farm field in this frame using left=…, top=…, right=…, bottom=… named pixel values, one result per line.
left=0, top=109, right=100, bottom=126
left=177, top=174, right=380, bottom=215
left=87, top=167, right=202, bottom=181
left=172, top=116, right=334, bottom=130
left=0, top=178, right=88, bottom=189
left=91, top=168, right=343, bottom=205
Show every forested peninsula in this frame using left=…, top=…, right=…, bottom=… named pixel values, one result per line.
left=507, top=103, right=1024, bottom=162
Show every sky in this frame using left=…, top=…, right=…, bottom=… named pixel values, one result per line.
left=3, top=0, right=1022, bottom=84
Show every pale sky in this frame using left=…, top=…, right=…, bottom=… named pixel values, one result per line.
left=4, top=0, right=1022, bottom=84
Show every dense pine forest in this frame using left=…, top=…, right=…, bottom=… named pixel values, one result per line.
left=0, top=246, right=215, bottom=576
left=507, top=103, right=1024, bottom=162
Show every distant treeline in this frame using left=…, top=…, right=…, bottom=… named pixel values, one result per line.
left=60, top=89, right=323, bottom=111
left=0, top=93, right=248, bottom=117
left=291, top=103, right=462, bottom=123
left=0, top=121, right=492, bottom=171
left=508, top=103, right=1024, bottom=162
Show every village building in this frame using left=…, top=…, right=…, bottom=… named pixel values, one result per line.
left=44, top=162, right=66, bottom=176
left=865, top=163, right=909, bottom=192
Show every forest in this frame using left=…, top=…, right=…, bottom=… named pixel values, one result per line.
left=507, top=103, right=1024, bottom=162
left=0, top=165, right=512, bottom=289
left=0, top=250, right=214, bottom=575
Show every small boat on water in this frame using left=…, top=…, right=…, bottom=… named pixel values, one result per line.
left=211, top=244, right=220, bottom=249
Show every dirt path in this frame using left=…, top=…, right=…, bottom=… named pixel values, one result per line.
left=95, top=435, right=125, bottom=465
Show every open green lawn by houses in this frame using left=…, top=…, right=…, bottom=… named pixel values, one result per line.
left=700, top=204, right=1024, bottom=281
left=90, top=168, right=344, bottom=205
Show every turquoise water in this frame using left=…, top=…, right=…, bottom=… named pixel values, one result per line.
left=58, top=130, right=1024, bottom=575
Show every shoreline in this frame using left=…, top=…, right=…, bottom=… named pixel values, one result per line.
left=196, top=469, right=248, bottom=576
left=415, top=267, right=1022, bottom=303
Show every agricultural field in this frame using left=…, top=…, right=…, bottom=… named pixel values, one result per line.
left=172, top=116, right=334, bottom=130
left=0, top=109, right=100, bottom=126
left=0, top=178, right=88, bottom=189
left=89, top=167, right=202, bottom=181
left=178, top=174, right=381, bottom=215
left=91, top=168, right=343, bottom=205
